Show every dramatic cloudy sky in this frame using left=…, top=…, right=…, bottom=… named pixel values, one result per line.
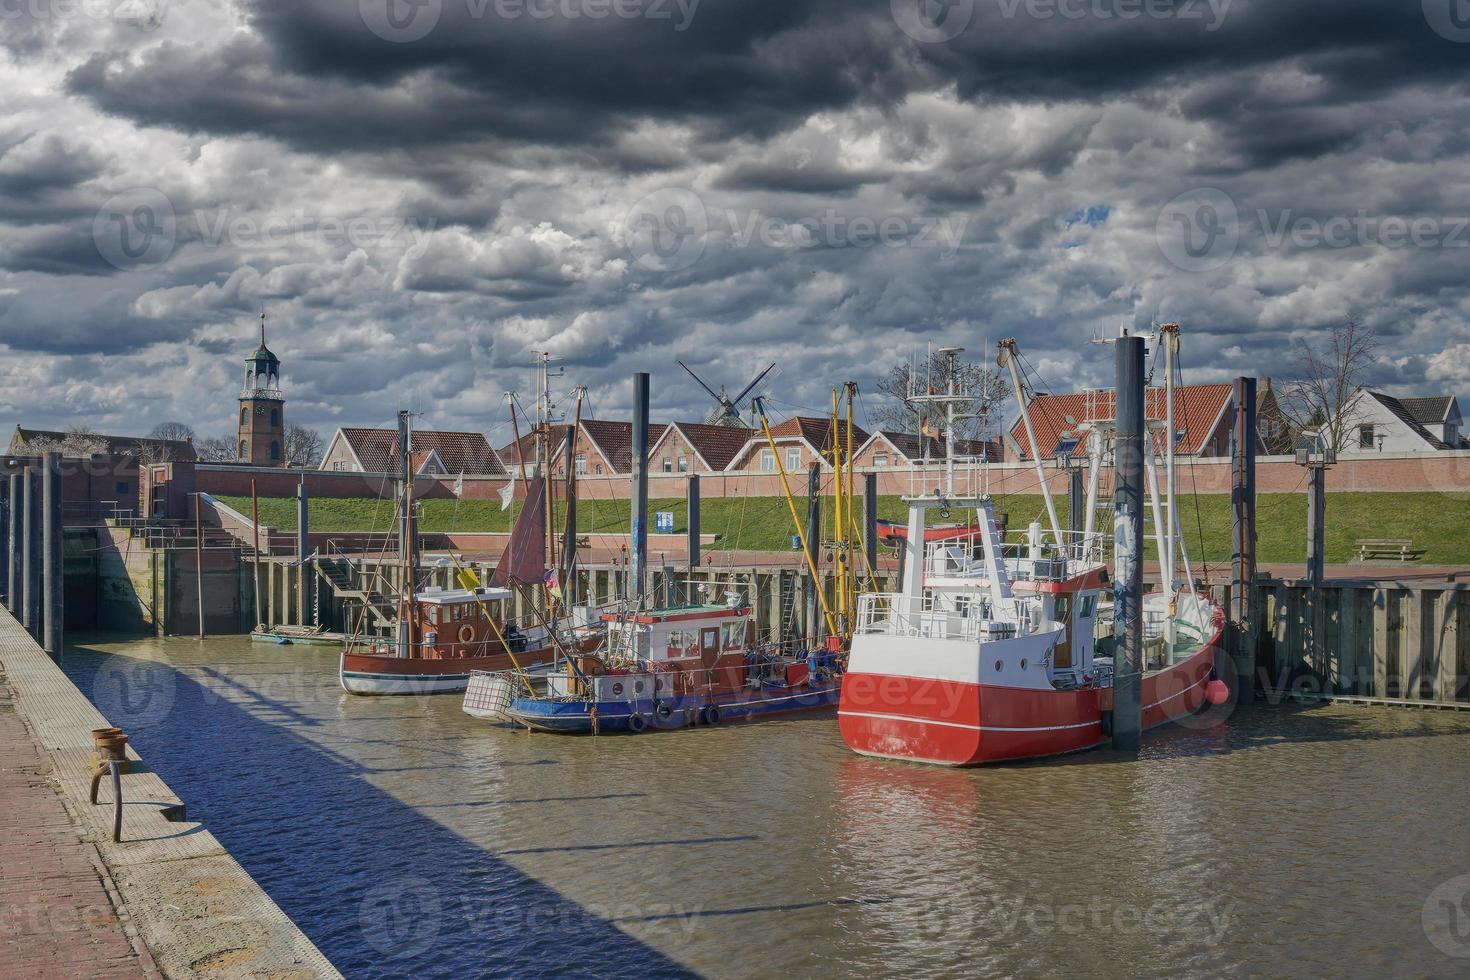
left=2, top=0, right=1468, bottom=445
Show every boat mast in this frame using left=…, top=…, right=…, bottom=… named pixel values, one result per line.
left=395, top=409, right=418, bottom=659
left=1161, top=323, right=1180, bottom=600
left=998, top=339, right=1063, bottom=546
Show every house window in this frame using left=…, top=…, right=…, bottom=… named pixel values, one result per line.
left=596, top=464, right=603, bottom=474
left=786, top=447, right=801, bottom=471
left=270, top=441, right=280, bottom=461
left=270, top=409, right=279, bottom=427
left=662, top=457, right=672, bottom=473
left=575, top=453, right=586, bottom=475
left=240, top=408, right=248, bottom=425
left=1359, top=424, right=1375, bottom=448
left=239, top=440, right=248, bottom=458
left=759, top=449, right=775, bottom=472
left=677, top=455, right=688, bottom=473
left=874, top=453, right=889, bottom=468
left=333, top=461, right=348, bottom=471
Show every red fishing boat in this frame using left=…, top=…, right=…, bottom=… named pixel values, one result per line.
left=341, top=391, right=595, bottom=695
left=838, top=332, right=1231, bottom=765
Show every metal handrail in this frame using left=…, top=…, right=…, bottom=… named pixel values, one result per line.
left=855, top=592, right=1033, bottom=642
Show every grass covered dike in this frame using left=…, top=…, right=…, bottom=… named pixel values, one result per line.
left=216, top=490, right=1470, bottom=566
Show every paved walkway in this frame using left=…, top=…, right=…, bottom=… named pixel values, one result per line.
left=0, top=669, right=159, bottom=978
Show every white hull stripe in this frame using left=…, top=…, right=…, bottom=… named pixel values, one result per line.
left=838, top=669, right=1210, bottom=734
left=1143, top=671, right=1209, bottom=711
left=837, top=710, right=1102, bottom=734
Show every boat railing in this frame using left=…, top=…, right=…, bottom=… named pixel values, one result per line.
left=855, top=592, right=1030, bottom=642
left=924, top=529, right=1108, bottom=582
left=541, top=649, right=833, bottom=703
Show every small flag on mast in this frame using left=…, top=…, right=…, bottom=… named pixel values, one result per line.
left=498, top=480, right=514, bottom=511
left=543, top=568, right=562, bottom=599
left=453, top=472, right=464, bottom=497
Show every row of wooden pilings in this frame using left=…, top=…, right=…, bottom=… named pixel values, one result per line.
left=0, top=454, right=65, bottom=661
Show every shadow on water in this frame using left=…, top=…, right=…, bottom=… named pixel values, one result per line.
left=63, top=644, right=697, bottom=980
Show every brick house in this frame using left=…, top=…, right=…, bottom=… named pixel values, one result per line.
left=724, top=417, right=870, bottom=473
left=851, top=430, right=1002, bottom=469
left=1006, top=383, right=1238, bottom=461
left=648, top=422, right=752, bottom=475
left=320, top=427, right=505, bottom=475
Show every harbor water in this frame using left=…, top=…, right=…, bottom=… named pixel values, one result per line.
left=65, top=634, right=1470, bottom=978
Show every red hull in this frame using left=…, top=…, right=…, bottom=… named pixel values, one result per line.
left=838, top=634, right=1222, bottom=766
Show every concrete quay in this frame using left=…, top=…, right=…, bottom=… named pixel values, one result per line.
left=0, top=609, right=340, bottom=978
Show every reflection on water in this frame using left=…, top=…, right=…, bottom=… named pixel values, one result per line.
left=66, top=634, right=1470, bottom=978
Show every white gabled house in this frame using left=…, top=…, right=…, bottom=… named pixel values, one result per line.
left=1333, top=391, right=1465, bottom=454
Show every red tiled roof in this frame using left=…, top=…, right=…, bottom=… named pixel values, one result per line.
left=580, top=418, right=669, bottom=474
left=340, top=427, right=505, bottom=474
left=766, top=416, right=870, bottom=452
left=666, top=422, right=754, bottom=471
left=1009, top=383, right=1234, bottom=460
left=497, top=425, right=571, bottom=466
left=873, top=430, right=1003, bottom=463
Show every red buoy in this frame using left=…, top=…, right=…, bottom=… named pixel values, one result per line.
left=1205, top=679, right=1230, bottom=705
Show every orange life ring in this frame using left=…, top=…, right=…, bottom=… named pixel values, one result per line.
left=458, top=624, right=475, bottom=644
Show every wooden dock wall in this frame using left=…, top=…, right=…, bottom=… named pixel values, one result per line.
left=1249, top=578, right=1469, bottom=707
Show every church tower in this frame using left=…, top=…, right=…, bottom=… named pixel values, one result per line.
left=238, top=313, right=285, bottom=466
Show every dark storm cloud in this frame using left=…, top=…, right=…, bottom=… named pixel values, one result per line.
left=6, top=0, right=1470, bottom=435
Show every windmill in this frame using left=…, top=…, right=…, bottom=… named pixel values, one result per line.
left=678, top=360, right=779, bottom=427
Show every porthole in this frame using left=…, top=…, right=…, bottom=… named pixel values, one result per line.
left=1020, top=658, right=1029, bottom=670
left=612, top=682, right=624, bottom=696
left=634, top=680, right=645, bottom=694
left=994, top=660, right=1003, bottom=672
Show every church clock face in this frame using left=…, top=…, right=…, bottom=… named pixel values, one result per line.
left=254, top=406, right=266, bottom=415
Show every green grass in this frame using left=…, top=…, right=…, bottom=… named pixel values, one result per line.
left=216, top=490, right=1470, bottom=565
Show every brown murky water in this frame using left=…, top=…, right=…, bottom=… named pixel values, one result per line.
left=66, top=634, right=1470, bottom=978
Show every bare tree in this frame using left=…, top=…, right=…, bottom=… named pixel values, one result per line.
left=196, top=435, right=239, bottom=462
left=871, top=348, right=1010, bottom=436
left=148, top=421, right=195, bottom=443
left=284, top=424, right=325, bottom=468
left=24, top=425, right=110, bottom=458
left=1280, top=317, right=1380, bottom=453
